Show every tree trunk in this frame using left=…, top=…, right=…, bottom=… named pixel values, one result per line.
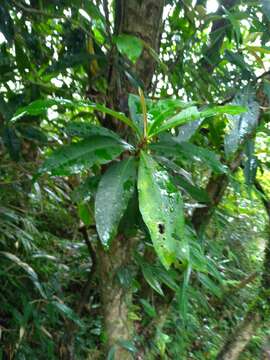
left=96, top=1, right=165, bottom=358
left=97, top=236, right=136, bottom=359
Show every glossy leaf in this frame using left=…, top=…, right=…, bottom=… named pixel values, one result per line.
left=148, top=104, right=246, bottom=137
left=66, top=122, right=122, bottom=141
left=151, top=141, right=227, bottom=174
left=147, top=99, right=195, bottom=135
left=156, top=156, right=210, bottom=202
left=40, top=136, right=131, bottom=176
left=95, top=158, right=136, bottom=247
left=11, top=98, right=137, bottom=134
left=149, top=106, right=200, bottom=137
left=138, top=151, right=185, bottom=269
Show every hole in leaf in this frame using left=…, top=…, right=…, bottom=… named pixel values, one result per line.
left=158, top=223, right=165, bottom=234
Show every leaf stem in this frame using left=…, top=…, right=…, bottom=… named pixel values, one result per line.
left=139, top=87, right=148, bottom=140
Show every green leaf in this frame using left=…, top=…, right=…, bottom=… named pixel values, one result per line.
left=0, top=251, right=46, bottom=298
left=95, top=158, right=137, bottom=247
left=149, top=104, right=246, bottom=137
left=198, top=273, right=222, bottom=298
left=138, top=151, right=185, bottom=269
left=224, top=88, right=260, bottom=158
left=177, top=265, right=192, bottom=322
left=140, top=299, right=157, bottom=318
left=151, top=141, right=227, bottom=174
left=200, top=104, right=247, bottom=117
left=175, top=176, right=210, bottom=203
left=149, top=106, right=200, bottom=137
left=107, top=347, right=116, bottom=360
left=40, top=136, right=131, bottom=176
left=51, top=301, right=83, bottom=327
left=11, top=98, right=138, bottom=134
left=17, top=125, right=48, bottom=144
left=156, top=156, right=210, bottom=202
left=118, top=340, right=137, bottom=353
left=78, top=203, right=93, bottom=226
left=141, top=264, right=164, bottom=295
left=147, top=99, right=194, bottom=135
left=115, top=34, right=143, bottom=63
left=66, top=122, right=122, bottom=141
left=128, top=94, right=144, bottom=135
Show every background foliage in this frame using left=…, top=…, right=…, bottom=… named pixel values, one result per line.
left=0, top=0, right=270, bottom=359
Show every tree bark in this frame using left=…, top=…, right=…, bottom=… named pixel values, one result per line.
left=97, top=235, right=136, bottom=359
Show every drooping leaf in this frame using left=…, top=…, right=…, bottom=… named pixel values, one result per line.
left=138, top=151, right=185, bottom=269
left=175, top=176, right=210, bottom=203
left=140, top=263, right=164, bottom=295
left=11, top=98, right=138, bottom=134
left=115, top=34, right=143, bottom=63
left=17, top=125, right=48, bottom=144
left=51, top=301, right=83, bottom=327
left=198, top=273, right=222, bottom=298
left=0, top=252, right=46, bottom=298
left=151, top=141, right=227, bottom=174
left=95, top=157, right=137, bottom=247
left=156, top=156, right=210, bottom=202
left=40, top=136, right=131, bottom=176
left=224, top=88, right=260, bottom=158
left=66, top=122, right=121, bottom=141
